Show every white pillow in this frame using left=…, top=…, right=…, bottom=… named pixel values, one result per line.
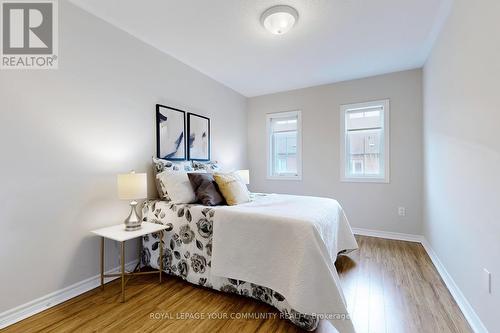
left=157, top=171, right=204, bottom=204
left=153, top=158, right=195, bottom=200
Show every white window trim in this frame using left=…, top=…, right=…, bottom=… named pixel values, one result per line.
left=266, top=110, right=302, bottom=181
left=340, top=99, right=390, bottom=183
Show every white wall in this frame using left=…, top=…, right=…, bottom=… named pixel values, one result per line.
left=423, top=0, right=500, bottom=331
left=248, top=69, right=423, bottom=234
left=0, top=2, right=247, bottom=313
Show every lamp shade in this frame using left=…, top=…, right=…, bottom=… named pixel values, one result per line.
left=117, top=172, right=147, bottom=200
left=236, top=169, right=250, bottom=185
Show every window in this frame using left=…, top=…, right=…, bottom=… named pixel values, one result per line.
left=340, top=100, right=390, bottom=182
left=267, top=111, right=302, bottom=180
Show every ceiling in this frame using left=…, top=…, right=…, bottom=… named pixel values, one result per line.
left=70, top=0, right=451, bottom=97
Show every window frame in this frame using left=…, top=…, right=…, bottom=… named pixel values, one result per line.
left=266, top=110, right=302, bottom=181
left=340, top=99, right=390, bottom=183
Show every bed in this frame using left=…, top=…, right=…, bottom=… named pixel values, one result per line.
left=141, top=193, right=358, bottom=332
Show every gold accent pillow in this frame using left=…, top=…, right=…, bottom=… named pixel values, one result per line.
left=213, top=172, right=250, bottom=206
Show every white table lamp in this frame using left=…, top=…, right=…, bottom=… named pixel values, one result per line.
left=117, top=171, right=147, bottom=231
left=236, top=169, right=250, bottom=185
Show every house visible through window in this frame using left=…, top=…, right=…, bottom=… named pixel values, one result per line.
left=340, top=100, right=390, bottom=182
left=267, top=111, right=302, bottom=180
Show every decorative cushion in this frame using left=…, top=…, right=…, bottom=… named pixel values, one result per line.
left=153, top=157, right=193, bottom=173
left=188, top=173, right=225, bottom=206
left=156, top=172, right=199, bottom=204
left=213, top=172, right=250, bottom=206
left=152, top=157, right=195, bottom=200
left=191, top=160, right=221, bottom=173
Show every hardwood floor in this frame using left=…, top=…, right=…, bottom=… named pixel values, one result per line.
left=337, top=236, right=471, bottom=333
left=3, top=236, right=472, bottom=333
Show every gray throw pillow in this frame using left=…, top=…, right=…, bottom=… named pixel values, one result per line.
left=188, top=173, right=225, bottom=206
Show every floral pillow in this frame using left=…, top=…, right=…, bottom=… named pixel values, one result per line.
left=191, top=161, right=221, bottom=172
left=153, top=157, right=193, bottom=173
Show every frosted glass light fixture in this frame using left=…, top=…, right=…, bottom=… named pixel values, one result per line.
left=261, top=5, right=299, bottom=35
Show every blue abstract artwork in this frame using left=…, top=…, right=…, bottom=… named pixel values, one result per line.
left=156, top=105, right=186, bottom=160
left=187, top=113, right=210, bottom=161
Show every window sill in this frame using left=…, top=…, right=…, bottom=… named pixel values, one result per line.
left=341, top=177, right=389, bottom=184
left=267, top=175, right=302, bottom=181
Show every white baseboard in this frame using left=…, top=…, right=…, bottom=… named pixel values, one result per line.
left=421, top=239, right=488, bottom=333
left=352, top=227, right=424, bottom=243
left=0, top=259, right=139, bottom=330
left=353, top=228, right=488, bottom=333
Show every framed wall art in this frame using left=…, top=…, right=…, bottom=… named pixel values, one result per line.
left=156, top=104, right=186, bottom=160
left=187, top=113, right=210, bottom=161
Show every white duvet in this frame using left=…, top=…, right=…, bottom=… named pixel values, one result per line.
left=212, top=193, right=358, bottom=333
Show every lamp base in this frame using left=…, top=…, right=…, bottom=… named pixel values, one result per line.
left=125, top=224, right=141, bottom=231
left=124, top=201, right=142, bottom=231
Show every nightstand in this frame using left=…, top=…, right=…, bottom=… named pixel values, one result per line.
left=91, top=222, right=172, bottom=302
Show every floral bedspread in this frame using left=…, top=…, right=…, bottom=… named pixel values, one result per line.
left=141, top=200, right=319, bottom=331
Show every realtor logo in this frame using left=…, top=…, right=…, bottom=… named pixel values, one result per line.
left=1, top=0, right=58, bottom=69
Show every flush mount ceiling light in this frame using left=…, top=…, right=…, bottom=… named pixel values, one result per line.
left=261, top=5, right=299, bottom=35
